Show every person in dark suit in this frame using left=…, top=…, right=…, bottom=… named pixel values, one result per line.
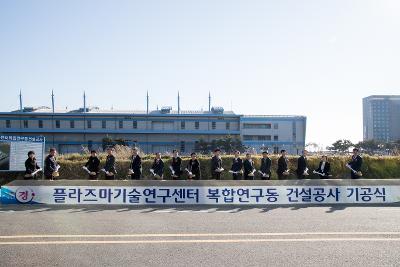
left=187, top=152, right=201, bottom=180
left=170, top=150, right=182, bottom=180
left=243, top=153, right=255, bottom=180
left=347, top=148, right=363, bottom=179
left=315, top=155, right=331, bottom=178
left=129, top=147, right=142, bottom=180
left=296, top=150, right=309, bottom=179
left=230, top=151, right=243, bottom=180
left=211, top=148, right=223, bottom=180
left=260, top=151, right=272, bottom=180
left=84, top=150, right=100, bottom=180
left=151, top=152, right=164, bottom=180
left=103, top=147, right=116, bottom=180
left=24, top=151, right=41, bottom=180
left=44, top=148, right=60, bottom=180
left=277, top=150, right=289, bottom=180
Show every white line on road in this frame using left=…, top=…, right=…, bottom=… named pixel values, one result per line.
left=1, top=238, right=400, bottom=245
left=1, top=232, right=400, bottom=239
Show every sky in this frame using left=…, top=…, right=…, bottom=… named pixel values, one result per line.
left=0, top=0, right=399, bottom=148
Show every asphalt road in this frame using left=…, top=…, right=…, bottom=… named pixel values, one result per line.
left=1, top=204, right=400, bottom=266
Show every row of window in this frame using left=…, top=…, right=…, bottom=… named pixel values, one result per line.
left=243, top=123, right=279, bottom=129
left=5, top=120, right=231, bottom=130
left=243, top=135, right=279, bottom=141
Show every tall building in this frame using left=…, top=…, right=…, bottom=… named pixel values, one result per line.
left=363, top=95, right=400, bottom=142
left=0, top=93, right=306, bottom=154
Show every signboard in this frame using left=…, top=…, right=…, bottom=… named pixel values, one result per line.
left=1, top=185, right=398, bottom=205
left=0, top=135, right=45, bottom=171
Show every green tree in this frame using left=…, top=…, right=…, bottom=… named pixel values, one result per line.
left=114, top=138, right=128, bottom=146
left=194, top=136, right=245, bottom=154
left=327, top=139, right=354, bottom=153
left=356, top=140, right=380, bottom=154
left=195, top=138, right=210, bottom=154
left=102, top=136, right=114, bottom=151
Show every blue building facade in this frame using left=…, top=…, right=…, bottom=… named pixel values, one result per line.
left=0, top=106, right=306, bottom=154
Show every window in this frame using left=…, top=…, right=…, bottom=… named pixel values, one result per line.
left=244, top=135, right=271, bottom=141
left=195, top=121, right=199, bottom=129
left=133, top=121, right=137, bottom=129
left=119, top=120, right=123, bottom=129
left=243, top=123, right=271, bottom=129
left=274, top=135, right=279, bottom=141
left=212, top=121, right=216, bottom=129
left=87, top=120, right=92, bottom=129
left=181, top=121, right=185, bottom=130
left=6, top=120, right=10, bottom=128
left=70, top=120, right=75, bottom=128
left=180, top=141, right=185, bottom=153
left=226, top=122, right=230, bottom=130
left=102, top=120, right=106, bottom=129
left=38, top=120, right=43, bottom=128
left=243, top=135, right=254, bottom=141
left=23, top=120, right=28, bottom=128
left=55, top=120, right=60, bottom=128
left=274, top=123, right=279, bottom=129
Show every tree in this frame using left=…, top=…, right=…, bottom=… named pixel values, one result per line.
left=102, top=137, right=128, bottom=151
left=356, top=140, right=380, bottom=154
left=114, top=138, right=128, bottom=146
left=194, top=136, right=246, bottom=154
left=195, top=138, right=211, bottom=154
left=102, top=137, right=113, bottom=151
left=306, top=142, right=319, bottom=152
left=327, top=139, right=354, bottom=153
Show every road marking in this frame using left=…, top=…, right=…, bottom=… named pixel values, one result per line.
left=1, top=238, right=400, bottom=245
left=1, top=232, right=400, bottom=239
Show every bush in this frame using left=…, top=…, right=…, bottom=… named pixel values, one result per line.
left=1, top=155, right=399, bottom=183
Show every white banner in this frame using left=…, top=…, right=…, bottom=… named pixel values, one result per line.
left=0, top=135, right=45, bottom=171
left=2, top=185, right=399, bottom=205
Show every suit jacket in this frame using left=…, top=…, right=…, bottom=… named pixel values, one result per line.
left=243, top=159, right=255, bottom=176
left=211, top=156, right=222, bottom=173
left=187, top=159, right=201, bottom=178
left=171, top=157, right=182, bottom=174
left=44, top=155, right=58, bottom=176
left=85, top=156, right=100, bottom=173
left=348, top=155, right=362, bottom=172
left=260, top=157, right=272, bottom=175
left=104, top=155, right=116, bottom=174
left=316, top=161, right=331, bottom=176
left=231, top=158, right=243, bottom=172
left=296, top=156, right=308, bottom=175
left=130, top=155, right=142, bottom=174
left=25, top=157, right=40, bottom=175
left=152, top=159, right=164, bottom=176
left=277, top=156, right=288, bottom=175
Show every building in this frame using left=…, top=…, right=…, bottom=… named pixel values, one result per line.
left=0, top=92, right=306, bottom=154
left=363, top=95, right=400, bottom=142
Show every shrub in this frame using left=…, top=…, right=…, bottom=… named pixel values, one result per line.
left=1, top=155, right=399, bottom=183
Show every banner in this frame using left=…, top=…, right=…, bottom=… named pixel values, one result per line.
left=1, top=185, right=399, bottom=205
left=0, top=135, right=45, bottom=171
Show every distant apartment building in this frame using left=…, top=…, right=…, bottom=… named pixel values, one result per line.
left=363, top=95, right=400, bottom=142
